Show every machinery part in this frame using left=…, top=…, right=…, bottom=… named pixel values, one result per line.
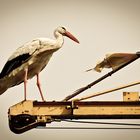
left=62, top=52, right=140, bottom=101
left=77, top=82, right=140, bottom=101
left=9, top=114, right=40, bottom=134
left=8, top=100, right=140, bottom=134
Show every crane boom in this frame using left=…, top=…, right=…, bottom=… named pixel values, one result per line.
left=8, top=91, right=140, bottom=134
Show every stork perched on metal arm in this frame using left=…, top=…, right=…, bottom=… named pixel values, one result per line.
left=0, top=26, right=79, bottom=101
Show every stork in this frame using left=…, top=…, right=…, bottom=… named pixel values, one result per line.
left=0, top=26, right=79, bottom=101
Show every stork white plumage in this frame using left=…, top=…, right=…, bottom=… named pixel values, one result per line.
left=0, top=26, right=79, bottom=101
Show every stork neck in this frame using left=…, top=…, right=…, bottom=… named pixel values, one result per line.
left=54, top=31, right=64, bottom=47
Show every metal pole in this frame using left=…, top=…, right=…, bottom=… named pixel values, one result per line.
left=78, top=81, right=140, bottom=101
left=62, top=52, right=140, bottom=101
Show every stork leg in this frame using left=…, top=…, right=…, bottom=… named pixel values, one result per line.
left=24, top=68, right=28, bottom=101
left=36, top=73, right=45, bottom=101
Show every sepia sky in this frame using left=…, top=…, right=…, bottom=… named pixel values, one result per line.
left=0, top=0, right=140, bottom=139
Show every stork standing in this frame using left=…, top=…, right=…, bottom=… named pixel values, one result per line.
left=0, top=26, right=79, bottom=101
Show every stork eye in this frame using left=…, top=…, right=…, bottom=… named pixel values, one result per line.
left=62, top=27, right=66, bottom=30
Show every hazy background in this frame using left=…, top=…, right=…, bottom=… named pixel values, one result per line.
left=0, top=0, right=140, bottom=139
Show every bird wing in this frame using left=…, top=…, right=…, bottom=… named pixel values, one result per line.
left=0, top=53, right=32, bottom=79
left=0, top=38, right=59, bottom=79
left=0, top=39, right=40, bottom=79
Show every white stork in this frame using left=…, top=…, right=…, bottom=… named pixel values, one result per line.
left=0, top=26, right=79, bottom=101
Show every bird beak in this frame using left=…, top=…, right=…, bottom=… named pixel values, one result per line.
left=64, top=31, right=80, bottom=43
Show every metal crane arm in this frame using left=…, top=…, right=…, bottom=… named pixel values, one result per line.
left=8, top=93, right=140, bottom=134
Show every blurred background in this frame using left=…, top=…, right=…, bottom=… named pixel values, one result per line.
left=0, top=0, right=140, bottom=139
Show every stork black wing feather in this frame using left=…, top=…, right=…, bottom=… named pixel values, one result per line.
left=0, top=53, right=31, bottom=79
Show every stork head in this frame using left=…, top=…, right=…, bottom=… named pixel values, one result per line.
left=56, top=26, right=79, bottom=43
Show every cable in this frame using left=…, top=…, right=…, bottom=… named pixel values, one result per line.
left=37, top=126, right=140, bottom=130
left=36, top=119, right=140, bottom=130
left=61, top=119, right=140, bottom=126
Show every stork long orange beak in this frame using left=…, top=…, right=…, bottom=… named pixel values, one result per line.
left=64, top=31, right=80, bottom=43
